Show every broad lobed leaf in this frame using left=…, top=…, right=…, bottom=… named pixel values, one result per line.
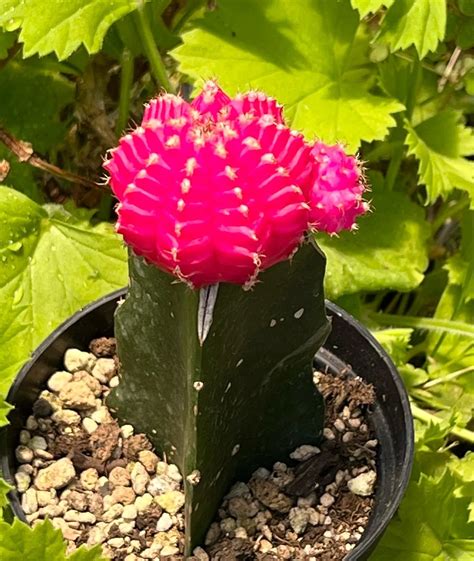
left=0, top=0, right=150, bottom=60
left=0, top=186, right=128, bottom=394
left=173, top=0, right=404, bottom=151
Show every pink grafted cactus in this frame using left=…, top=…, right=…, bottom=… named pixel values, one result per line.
left=104, top=81, right=368, bottom=288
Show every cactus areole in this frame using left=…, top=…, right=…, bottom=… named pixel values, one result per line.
left=104, top=81, right=368, bottom=552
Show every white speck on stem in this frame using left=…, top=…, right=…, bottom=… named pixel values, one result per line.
left=270, top=319, right=277, bottom=327
left=193, top=381, right=204, bottom=391
left=294, top=308, right=305, bottom=319
left=231, top=444, right=240, bottom=456
left=236, top=359, right=243, bottom=367
left=198, top=284, right=219, bottom=345
left=225, top=382, right=232, bottom=393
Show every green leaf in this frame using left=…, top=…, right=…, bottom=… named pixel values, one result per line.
left=0, top=186, right=128, bottom=393
left=0, top=395, right=13, bottom=428
left=379, top=0, right=447, bottom=58
left=445, top=211, right=474, bottom=302
left=351, top=0, right=394, bottom=17
left=0, top=478, right=13, bottom=510
left=0, top=59, right=74, bottom=152
left=110, top=242, right=330, bottom=552
left=0, top=30, right=15, bottom=58
left=405, top=111, right=474, bottom=204
left=0, top=0, right=149, bottom=60
left=371, top=470, right=474, bottom=560
left=0, top=519, right=106, bottom=560
left=173, top=0, right=404, bottom=151
left=459, top=0, right=474, bottom=16
left=318, top=182, right=429, bottom=299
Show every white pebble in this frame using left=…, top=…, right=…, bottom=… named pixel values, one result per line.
left=122, top=504, right=138, bottom=520
left=342, top=431, right=353, bottom=443
left=334, top=418, right=346, bottom=432
left=25, top=416, right=38, bottom=431
left=109, top=376, right=120, bottom=388
left=323, top=428, right=335, bottom=440
left=64, top=348, right=96, bottom=373
left=19, top=430, right=31, bottom=445
left=290, top=445, right=320, bottom=462
left=82, top=417, right=98, bottom=434
left=348, top=471, right=376, bottom=496
left=29, top=436, right=47, bottom=451
left=156, top=512, right=173, bottom=532
left=320, top=493, right=335, bottom=507
left=47, top=371, right=73, bottom=392
left=121, top=424, right=134, bottom=438
left=15, top=446, right=33, bottom=463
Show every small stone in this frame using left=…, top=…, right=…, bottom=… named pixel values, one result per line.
left=108, top=537, right=125, bottom=549
left=334, top=418, right=346, bottom=432
left=34, top=449, right=54, bottom=460
left=90, top=407, right=112, bottom=425
left=323, top=428, right=335, bottom=440
left=47, top=371, right=73, bottom=392
left=21, top=488, right=38, bottom=514
left=78, top=512, right=96, bottom=524
left=35, top=458, right=75, bottom=491
left=89, top=337, right=116, bottom=357
left=342, top=431, right=354, bottom=443
left=156, top=512, right=173, bottom=532
left=122, top=504, right=138, bottom=520
left=124, top=555, right=138, bottom=561
left=348, top=417, right=361, bottom=429
left=205, top=523, right=221, bottom=546
left=147, top=475, right=175, bottom=496
left=102, top=503, right=124, bottom=522
left=26, top=416, right=38, bottom=431
left=73, top=371, right=102, bottom=397
left=347, top=470, right=376, bottom=496
left=87, top=526, right=107, bottom=546
left=36, top=490, right=55, bottom=507
left=59, top=381, right=96, bottom=411
left=51, top=409, right=81, bottom=426
left=15, top=471, right=31, bottom=493
left=290, top=445, right=320, bottom=462
left=320, top=492, right=335, bottom=507
left=29, top=436, right=47, bottom=451
left=82, top=417, right=98, bottom=434
left=366, top=439, right=378, bottom=448
left=340, top=531, right=351, bottom=541
left=324, top=515, right=332, bottom=525
left=66, top=490, right=88, bottom=511
left=121, top=424, right=134, bottom=439
left=234, top=526, right=248, bottom=539
left=297, top=492, right=317, bottom=508
left=64, top=348, right=96, bottom=373
left=259, top=539, right=273, bottom=553
left=155, top=490, right=185, bottom=515
left=160, top=546, right=179, bottom=557
left=51, top=517, right=81, bottom=541
left=38, top=504, right=65, bottom=518
left=109, top=376, right=120, bottom=388
left=167, top=464, right=183, bottom=482
left=64, top=509, right=80, bottom=522
left=220, top=517, right=236, bottom=534
left=112, top=486, right=136, bottom=505
left=138, top=450, right=159, bottom=473
left=252, top=467, right=271, bottom=479
left=119, top=521, right=135, bottom=535
left=308, top=508, right=321, bottom=525
left=135, top=493, right=153, bottom=513
left=289, top=507, right=309, bottom=534
left=15, top=445, right=34, bottom=464
left=92, top=358, right=116, bottom=383
left=80, top=468, right=99, bottom=491
left=131, top=462, right=150, bottom=495
left=109, top=466, right=131, bottom=487
left=17, top=464, right=34, bottom=475
left=249, top=478, right=293, bottom=513
left=192, top=547, right=210, bottom=560
left=19, top=430, right=31, bottom=445
left=228, top=496, right=259, bottom=518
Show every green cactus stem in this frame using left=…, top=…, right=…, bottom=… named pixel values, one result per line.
left=108, top=240, right=331, bottom=552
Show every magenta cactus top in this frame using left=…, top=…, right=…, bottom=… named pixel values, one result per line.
left=104, top=80, right=368, bottom=288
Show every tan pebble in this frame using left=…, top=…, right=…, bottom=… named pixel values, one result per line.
left=155, top=490, right=185, bottom=515
left=47, top=371, right=73, bottom=392
left=320, top=493, right=335, bottom=507
left=112, top=486, right=136, bottom=505
left=64, top=509, right=80, bottom=522
left=66, top=490, right=88, bottom=511
left=92, top=358, right=116, bottom=383
left=78, top=512, right=96, bottom=524
left=220, top=517, right=236, bottom=534
left=38, top=390, right=63, bottom=412
left=334, top=418, right=346, bottom=432
left=34, top=449, right=54, bottom=460
left=167, top=464, right=183, bottom=482
left=26, top=512, right=40, bottom=523
left=138, top=450, right=159, bottom=473
left=52, top=409, right=81, bottom=426
left=38, top=504, right=65, bottom=518
left=64, top=349, right=96, bottom=373
left=205, top=522, right=221, bottom=546
left=108, top=537, right=125, bottom=549
left=109, top=376, right=120, bottom=388
left=36, top=489, right=56, bottom=507
left=135, top=493, right=153, bottom=513
left=259, top=539, right=273, bottom=553
left=80, top=468, right=99, bottom=491
left=87, top=526, right=107, bottom=546
left=102, top=503, right=124, bottom=522
left=90, top=406, right=112, bottom=425
left=35, top=458, right=76, bottom=491
left=161, top=545, right=180, bottom=556
left=323, top=428, right=335, bottom=440
left=131, top=462, right=149, bottom=495
left=342, top=431, right=354, bottom=443
left=119, top=521, right=135, bottom=535
left=21, top=488, right=38, bottom=514
left=51, top=517, right=81, bottom=541
left=17, top=464, right=34, bottom=475
left=192, top=547, right=209, bottom=561
left=15, top=471, right=31, bottom=493
left=19, top=430, right=31, bottom=445
left=124, top=554, right=138, bottom=561
left=73, top=371, right=102, bottom=397
left=234, top=526, right=248, bottom=539
left=59, top=381, right=96, bottom=411
left=120, top=424, right=134, bottom=439
left=122, top=504, right=137, bottom=520
left=109, top=466, right=131, bottom=487
left=16, top=446, right=34, bottom=464
left=26, top=416, right=38, bottom=431
left=82, top=417, right=98, bottom=434
left=348, top=417, right=361, bottom=429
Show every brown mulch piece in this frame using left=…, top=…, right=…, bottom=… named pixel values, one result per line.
left=208, top=538, right=255, bottom=560
left=285, top=450, right=341, bottom=497
left=123, top=434, right=153, bottom=460
left=89, top=421, right=121, bottom=462
left=89, top=337, right=117, bottom=357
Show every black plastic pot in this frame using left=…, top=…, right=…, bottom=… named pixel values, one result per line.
left=0, top=289, right=413, bottom=560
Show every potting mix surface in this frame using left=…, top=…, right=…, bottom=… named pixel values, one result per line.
left=13, top=337, right=377, bottom=560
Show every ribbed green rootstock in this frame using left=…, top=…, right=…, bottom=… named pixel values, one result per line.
left=109, top=240, right=330, bottom=552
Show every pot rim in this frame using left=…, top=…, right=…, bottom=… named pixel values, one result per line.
left=3, top=288, right=414, bottom=560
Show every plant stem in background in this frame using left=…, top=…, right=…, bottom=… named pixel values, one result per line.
left=134, top=7, right=174, bottom=92
left=116, top=48, right=135, bottom=136
left=370, top=312, right=474, bottom=338
left=411, top=402, right=474, bottom=444
left=0, top=126, right=104, bottom=191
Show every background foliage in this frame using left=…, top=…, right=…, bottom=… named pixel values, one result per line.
left=0, top=0, right=473, bottom=558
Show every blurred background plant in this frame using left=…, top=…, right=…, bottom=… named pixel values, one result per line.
left=0, top=1, right=472, bottom=558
